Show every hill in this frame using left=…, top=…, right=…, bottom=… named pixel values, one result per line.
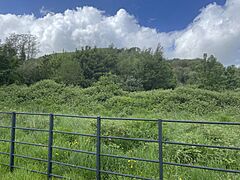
left=1, top=45, right=240, bottom=92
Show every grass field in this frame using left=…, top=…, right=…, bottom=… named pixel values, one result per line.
left=0, top=80, right=240, bottom=179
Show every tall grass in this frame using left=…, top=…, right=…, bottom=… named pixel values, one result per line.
left=0, top=80, right=240, bottom=179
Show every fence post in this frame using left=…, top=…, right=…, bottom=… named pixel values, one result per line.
left=9, top=112, right=16, bottom=172
left=96, top=116, right=101, bottom=180
left=158, top=119, right=163, bottom=180
left=47, top=113, right=54, bottom=179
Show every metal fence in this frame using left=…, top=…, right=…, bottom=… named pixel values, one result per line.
left=0, top=111, right=240, bottom=179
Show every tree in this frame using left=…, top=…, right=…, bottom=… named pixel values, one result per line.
left=5, top=33, right=39, bottom=60
left=225, top=65, right=240, bottom=90
left=0, top=43, right=18, bottom=84
left=136, top=50, right=176, bottom=90
left=169, top=58, right=202, bottom=85
left=74, top=47, right=118, bottom=87
left=54, top=59, right=84, bottom=86
left=198, top=55, right=226, bottom=91
left=116, top=46, right=176, bottom=90
left=17, top=60, right=45, bottom=85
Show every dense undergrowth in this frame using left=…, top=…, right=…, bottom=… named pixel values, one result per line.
left=0, top=80, right=240, bottom=179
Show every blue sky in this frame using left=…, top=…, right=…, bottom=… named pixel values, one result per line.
left=0, top=0, right=226, bottom=32
left=0, top=0, right=239, bottom=65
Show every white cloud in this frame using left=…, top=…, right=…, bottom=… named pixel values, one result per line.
left=0, top=0, right=239, bottom=65
left=40, top=6, right=53, bottom=16
left=172, top=0, right=240, bottom=65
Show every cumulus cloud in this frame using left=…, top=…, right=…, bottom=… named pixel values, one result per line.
left=0, top=0, right=239, bottom=65
left=172, top=0, right=240, bottom=65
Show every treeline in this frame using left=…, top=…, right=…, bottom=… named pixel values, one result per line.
left=171, top=55, right=240, bottom=91
left=0, top=34, right=240, bottom=91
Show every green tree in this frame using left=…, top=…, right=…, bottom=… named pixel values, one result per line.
left=170, top=58, right=202, bottom=86
left=198, top=55, right=226, bottom=91
left=5, top=33, right=39, bottom=60
left=74, top=47, right=118, bottom=87
left=16, top=60, right=46, bottom=85
left=0, top=44, right=19, bottom=84
left=225, top=65, right=240, bottom=90
left=136, top=49, right=176, bottom=90
left=55, top=59, right=84, bottom=85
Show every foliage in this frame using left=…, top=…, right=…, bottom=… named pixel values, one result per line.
left=5, top=33, right=39, bottom=60
left=169, top=55, right=240, bottom=91
left=1, top=33, right=240, bottom=179
left=198, top=55, right=226, bottom=91
left=54, top=58, right=84, bottom=85
left=0, top=80, right=240, bottom=179
left=0, top=44, right=19, bottom=85
left=1, top=33, right=240, bottom=91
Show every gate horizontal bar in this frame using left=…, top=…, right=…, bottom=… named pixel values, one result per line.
left=14, top=127, right=48, bottom=132
left=14, top=154, right=48, bottom=163
left=54, top=114, right=97, bottom=119
left=2, top=111, right=240, bottom=125
left=101, top=135, right=158, bottom=143
left=16, top=112, right=49, bottom=116
left=162, top=119, right=240, bottom=125
left=50, top=173, right=69, bottom=179
left=0, top=112, right=12, bottom=114
left=0, top=162, right=9, bottom=166
left=0, top=125, right=11, bottom=129
left=53, top=130, right=96, bottom=137
left=52, top=160, right=96, bottom=172
left=163, top=141, right=240, bottom=150
left=0, top=139, right=10, bottom=143
left=0, top=152, right=9, bottom=155
left=164, top=162, right=240, bottom=173
left=52, top=146, right=96, bottom=155
left=101, top=153, right=159, bottom=163
left=14, top=141, right=48, bottom=147
left=13, top=165, right=48, bottom=175
left=101, top=117, right=157, bottom=122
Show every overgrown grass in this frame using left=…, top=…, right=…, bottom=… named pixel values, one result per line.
left=0, top=80, right=240, bottom=179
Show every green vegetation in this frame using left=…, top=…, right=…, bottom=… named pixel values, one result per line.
left=0, top=80, right=240, bottom=179
left=1, top=33, right=240, bottom=179
left=1, top=34, right=240, bottom=92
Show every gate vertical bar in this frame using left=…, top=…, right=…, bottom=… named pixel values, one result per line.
left=96, top=116, right=101, bottom=180
left=9, top=112, right=16, bottom=172
left=158, top=119, right=163, bottom=180
left=47, top=113, right=54, bottom=179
